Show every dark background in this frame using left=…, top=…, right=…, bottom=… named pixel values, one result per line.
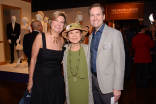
left=31, top=0, right=146, bottom=12
left=31, top=0, right=156, bottom=27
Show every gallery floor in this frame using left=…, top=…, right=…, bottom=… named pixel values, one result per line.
left=0, top=61, right=156, bottom=104
left=0, top=61, right=28, bottom=74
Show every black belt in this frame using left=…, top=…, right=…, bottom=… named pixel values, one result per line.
left=92, top=72, right=97, bottom=77
left=11, top=34, right=16, bottom=36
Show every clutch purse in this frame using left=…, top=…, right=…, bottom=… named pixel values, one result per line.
left=19, top=89, right=31, bottom=104
left=15, top=44, right=23, bottom=50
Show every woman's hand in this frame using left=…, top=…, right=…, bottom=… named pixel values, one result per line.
left=27, top=83, right=33, bottom=93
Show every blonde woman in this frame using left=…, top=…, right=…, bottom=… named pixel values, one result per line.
left=27, top=11, right=67, bottom=104
left=62, top=23, right=94, bottom=104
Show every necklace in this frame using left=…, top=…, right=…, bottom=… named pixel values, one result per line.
left=68, top=44, right=81, bottom=82
left=50, top=31, right=59, bottom=44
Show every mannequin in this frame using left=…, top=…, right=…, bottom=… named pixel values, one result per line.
left=15, top=17, right=31, bottom=68
left=36, top=11, right=44, bottom=29
left=6, top=16, right=20, bottom=64
left=43, top=17, right=49, bottom=32
left=75, top=11, right=83, bottom=24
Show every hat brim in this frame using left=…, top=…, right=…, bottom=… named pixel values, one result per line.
left=62, top=28, right=88, bottom=39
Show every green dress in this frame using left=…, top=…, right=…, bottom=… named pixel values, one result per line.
left=67, top=46, right=89, bottom=104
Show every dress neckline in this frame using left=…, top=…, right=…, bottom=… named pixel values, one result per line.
left=68, top=46, right=82, bottom=52
left=40, top=47, right=65, bottom=51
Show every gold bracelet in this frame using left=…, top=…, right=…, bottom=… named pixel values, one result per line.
left=27, top=83, right=33, bottom=85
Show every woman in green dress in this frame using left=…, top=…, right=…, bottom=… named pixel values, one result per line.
left=62, top=23, right=94, bottom=104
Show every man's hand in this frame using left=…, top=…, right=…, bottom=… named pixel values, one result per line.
left=8, top=39, right=11, bottom=44
left=113, top=89, right=121, bottom=103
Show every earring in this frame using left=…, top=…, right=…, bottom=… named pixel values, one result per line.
left=66, top=39, right=68, bottom=42
left=79, top=38, right=83, bottom=44
left=66, top=39, right=70, bottom=46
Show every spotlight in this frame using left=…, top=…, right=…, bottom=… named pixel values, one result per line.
left=149, top=13, right=155, bottom=24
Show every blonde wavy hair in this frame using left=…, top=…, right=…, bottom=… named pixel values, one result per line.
left=48, top=11, right=67, bottom=29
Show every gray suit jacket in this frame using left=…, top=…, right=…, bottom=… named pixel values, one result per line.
left=87, top=24, right=125, bottom=94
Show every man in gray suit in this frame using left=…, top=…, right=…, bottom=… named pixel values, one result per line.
left=88, top=3, right=125, bottom=104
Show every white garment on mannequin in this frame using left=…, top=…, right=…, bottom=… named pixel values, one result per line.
left=17, top=23, right=31, bottom=43
left=21, top=23, right=28, bottom=28
left=21, top=23, right=32, bottom=32
left=21, top=17, right=32, bottom=32
left=15, top=17, right=30, bottom=68
left=16, top=23, right=28, bottom=43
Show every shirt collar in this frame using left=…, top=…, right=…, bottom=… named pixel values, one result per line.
left=93, top=23, right=105, bottom=35
left=98, top=23, right=105, bottom=32
left=33, top=30, right=40, bottom=33
left=12, top=22, right=15, bottom=25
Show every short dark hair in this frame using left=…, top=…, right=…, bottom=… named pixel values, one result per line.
left=123, top=22, right=130, bottom=29
left=31, top=20, right=41, bottom=30
left=67, top=30, right=85, bottom=43
left=88, top=3, right=105, bottom=16
left=137, top=25, right=145, bottom=32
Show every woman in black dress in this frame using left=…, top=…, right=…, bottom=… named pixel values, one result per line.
left=27, top=11, right=67, bottom=104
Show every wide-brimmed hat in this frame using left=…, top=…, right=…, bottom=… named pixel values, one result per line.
left=62, top=23, right=88, bottom=39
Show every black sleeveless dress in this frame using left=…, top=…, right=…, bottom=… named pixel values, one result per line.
left=30, top=33, right=65, bottom=104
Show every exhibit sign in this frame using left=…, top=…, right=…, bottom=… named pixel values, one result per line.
left=106, top=3, right=144, bottom=20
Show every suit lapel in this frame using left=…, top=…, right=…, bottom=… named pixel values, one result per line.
left=9, top=23, right=13, bottom=32
left=87, top=33, right=93, bottom=70
left=88, top=33, right=93, bottom=58
left=88, top=25, right=110, bottom=57
left=97, top=25, right=109, bottom=56
left=13, top=23, right=17, bottom=32
left=88, top=33, right=93, bottom=51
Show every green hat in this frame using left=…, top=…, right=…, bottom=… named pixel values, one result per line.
left=62, top=23, right=88, bottom=39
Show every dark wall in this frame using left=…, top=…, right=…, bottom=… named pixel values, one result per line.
left=31, top=0, right=97, bottom=12
left=31, top=0, right=144, bottom=12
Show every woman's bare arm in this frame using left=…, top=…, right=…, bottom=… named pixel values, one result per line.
left=27, top=33, right=42, bottom=93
